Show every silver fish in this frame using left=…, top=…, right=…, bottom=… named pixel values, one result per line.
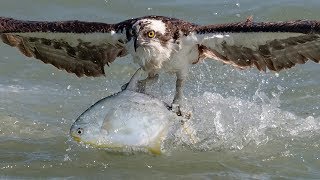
left=70, top=69, right=179, bottom=154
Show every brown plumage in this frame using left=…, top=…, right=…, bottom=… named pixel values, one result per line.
left=1, top=16, right=319, bottom=77
left=193, top=18, right=320, bottom=72
left=0, top=33, right=127, bottom=77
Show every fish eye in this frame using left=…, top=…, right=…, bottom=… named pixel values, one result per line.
left=147, top=30, right=155, bottom=38
left=77, top=128, right=83, bottom=135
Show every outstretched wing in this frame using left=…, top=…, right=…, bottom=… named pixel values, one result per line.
left=0, top=17, right=134, bottom=77
left=194, top=17, right=320, bottom=71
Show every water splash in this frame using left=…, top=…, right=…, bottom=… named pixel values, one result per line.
left=163, top=90, right=320, bottom=153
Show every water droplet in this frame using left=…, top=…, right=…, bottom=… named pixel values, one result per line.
left=64, top=154, right=71, bottom=161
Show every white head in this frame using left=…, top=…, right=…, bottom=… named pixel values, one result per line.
left=126, top=19, right=177, bottom=71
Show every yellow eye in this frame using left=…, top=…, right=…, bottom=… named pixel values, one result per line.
left=147, top=30, right=155, bottom=38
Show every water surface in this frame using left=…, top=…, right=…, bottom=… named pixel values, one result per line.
left=0, top=0, right=320, bottom=179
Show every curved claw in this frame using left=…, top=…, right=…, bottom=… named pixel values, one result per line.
left=171, top=103, right=192, bottom=119
left=171, top=103, right=182, bottom=116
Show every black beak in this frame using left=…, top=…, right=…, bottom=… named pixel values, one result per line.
left=134, top=37, right=138, bottom=52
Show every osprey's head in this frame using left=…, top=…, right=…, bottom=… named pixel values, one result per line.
left=131, top=19, right=167, bottom=51
left=127, top=19, right=176, bottom=70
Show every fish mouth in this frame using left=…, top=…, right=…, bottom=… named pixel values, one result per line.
left=70, top=131, right=81, bottom=143
left=71, top=135, right=81, bottom=143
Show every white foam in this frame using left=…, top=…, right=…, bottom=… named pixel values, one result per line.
left=163, top=91, right=320, bottom=152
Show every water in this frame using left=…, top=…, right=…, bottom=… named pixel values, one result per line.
left=0, top=0, right=320, bottom=179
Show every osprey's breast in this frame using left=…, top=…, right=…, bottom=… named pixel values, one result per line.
left=161, top=43, right=199, bottom=73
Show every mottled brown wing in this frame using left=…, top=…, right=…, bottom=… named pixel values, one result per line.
left=0, top=17, right=131, bottom=77
left=194, top=19, right=320, bottom=71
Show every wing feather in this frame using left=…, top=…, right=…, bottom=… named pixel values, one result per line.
left=194, top=19, right=320, bottom=71
left=0, top=17, right=134, bottom=77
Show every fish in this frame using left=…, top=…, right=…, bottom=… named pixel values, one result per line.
left=70, top=68, right=179, bottom=154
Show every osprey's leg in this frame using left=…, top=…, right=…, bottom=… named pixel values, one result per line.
left=137, top=72, right=158, bottom=93
left=121, top=73, right=159, bottom=93
left=172, top=73, right=186, bottom=116
left=121, top=71, right=158, bottom=92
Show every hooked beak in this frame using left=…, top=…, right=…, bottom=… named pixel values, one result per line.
left=134, top=36, right=138, bottom=52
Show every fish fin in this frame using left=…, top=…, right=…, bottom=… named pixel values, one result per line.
left=147, top=127, right=169, bottom=155
left=148, top=139, right=162, bottom=155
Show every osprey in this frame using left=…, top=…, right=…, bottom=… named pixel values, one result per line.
left=0, top=15, right=319, bottom=115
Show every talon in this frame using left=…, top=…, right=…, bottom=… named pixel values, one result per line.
left=137, top=80, right=146, bottom=93
left=171, top=103, right=192, bottom=119
left=171, top=103, right=182, bottom=116
left=183, top=111, right=192, bottom=119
